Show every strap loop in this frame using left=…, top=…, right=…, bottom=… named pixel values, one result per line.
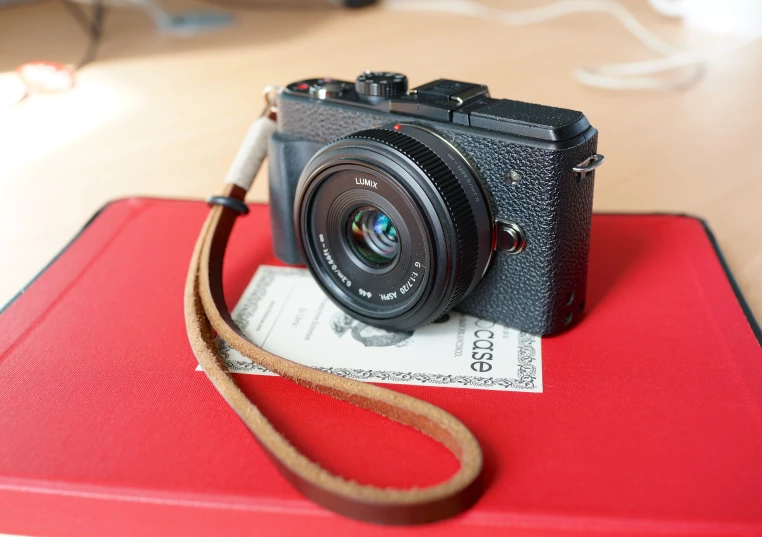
left=206, top=195, right=250, bottom=215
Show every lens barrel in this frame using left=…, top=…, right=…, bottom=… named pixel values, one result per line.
left=294, top=124, right=493, bottom=331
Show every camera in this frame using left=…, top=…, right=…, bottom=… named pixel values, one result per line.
left=268, top=71, right=602, bottom=335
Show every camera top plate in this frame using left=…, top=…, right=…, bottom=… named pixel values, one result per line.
left=283, top=72, right=591, bottom=142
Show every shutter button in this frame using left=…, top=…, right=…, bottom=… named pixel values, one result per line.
left=309, top=79, right=349, bottom=99
left=495, top=220, right=526, bottom=254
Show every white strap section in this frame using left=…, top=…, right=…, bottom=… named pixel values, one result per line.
left=223, top=116, right=278, bottom=191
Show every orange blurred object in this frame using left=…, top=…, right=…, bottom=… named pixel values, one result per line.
left=16, top=61, right=76, bottom=93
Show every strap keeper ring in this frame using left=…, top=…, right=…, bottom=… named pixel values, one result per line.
left=206, top=195, right=250, bottom=215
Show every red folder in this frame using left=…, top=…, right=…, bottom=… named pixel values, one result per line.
left=1, top=198, right=760, bottom=537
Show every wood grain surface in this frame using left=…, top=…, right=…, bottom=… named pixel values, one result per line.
left=1, top=0, right=760, bottom=323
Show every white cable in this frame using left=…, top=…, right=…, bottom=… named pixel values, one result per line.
left=383, top=0, right=758, bottom=91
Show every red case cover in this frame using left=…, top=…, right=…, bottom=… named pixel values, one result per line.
left=1, top=198, right=761, bottom=537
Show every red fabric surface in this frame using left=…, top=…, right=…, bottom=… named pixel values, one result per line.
left=0, top=198, right=760, bottom=537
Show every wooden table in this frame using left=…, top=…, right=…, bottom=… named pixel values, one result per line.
left=1, top=0, right=761, bottom=322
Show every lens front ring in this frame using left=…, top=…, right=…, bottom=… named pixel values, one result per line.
left=300, top=162, right=435, bottom=321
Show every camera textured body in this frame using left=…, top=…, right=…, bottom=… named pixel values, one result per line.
left=268, top=72, right=602, bottom=336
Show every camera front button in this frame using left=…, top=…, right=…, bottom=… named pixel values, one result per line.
left=495, top=220, right=526, bottom=254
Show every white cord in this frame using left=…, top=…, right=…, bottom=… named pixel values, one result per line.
left=383, top=0, right=758, bottom=91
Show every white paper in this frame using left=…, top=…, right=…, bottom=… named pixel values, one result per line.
left=198, top=265, right=542, bottom=392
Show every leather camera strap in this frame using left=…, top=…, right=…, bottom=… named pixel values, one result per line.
left=184, top=115, right=484, bottom=525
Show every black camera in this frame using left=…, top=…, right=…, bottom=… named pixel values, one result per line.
left=268, top=72, right=602, bottom=335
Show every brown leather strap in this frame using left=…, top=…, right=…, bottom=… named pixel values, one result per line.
left=185, top=188, right=484, bottom=524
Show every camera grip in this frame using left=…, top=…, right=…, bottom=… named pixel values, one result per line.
left=268, top=132, right=323, bottom=264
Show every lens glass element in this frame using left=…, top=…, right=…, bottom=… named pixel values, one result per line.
left=348, top=206, right=399, bottom=268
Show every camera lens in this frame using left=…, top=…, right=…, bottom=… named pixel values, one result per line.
left=294, top=123, right=493, bottom=331
left=348, top=206, right=399, bottom=268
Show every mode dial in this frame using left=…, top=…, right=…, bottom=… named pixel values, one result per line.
left=355, top=71, right=408, bottom=98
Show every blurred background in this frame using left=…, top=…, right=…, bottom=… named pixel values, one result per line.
left=1, top=0, right=761, bottom=319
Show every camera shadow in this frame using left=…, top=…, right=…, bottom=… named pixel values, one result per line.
left=584, top=214, right=650, bottom=312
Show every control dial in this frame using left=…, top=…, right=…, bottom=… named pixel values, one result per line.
left=355, top=71, right=408, bottom=98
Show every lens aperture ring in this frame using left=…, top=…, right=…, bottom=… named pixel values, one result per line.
left=339, top=128, right=479, bottom=312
